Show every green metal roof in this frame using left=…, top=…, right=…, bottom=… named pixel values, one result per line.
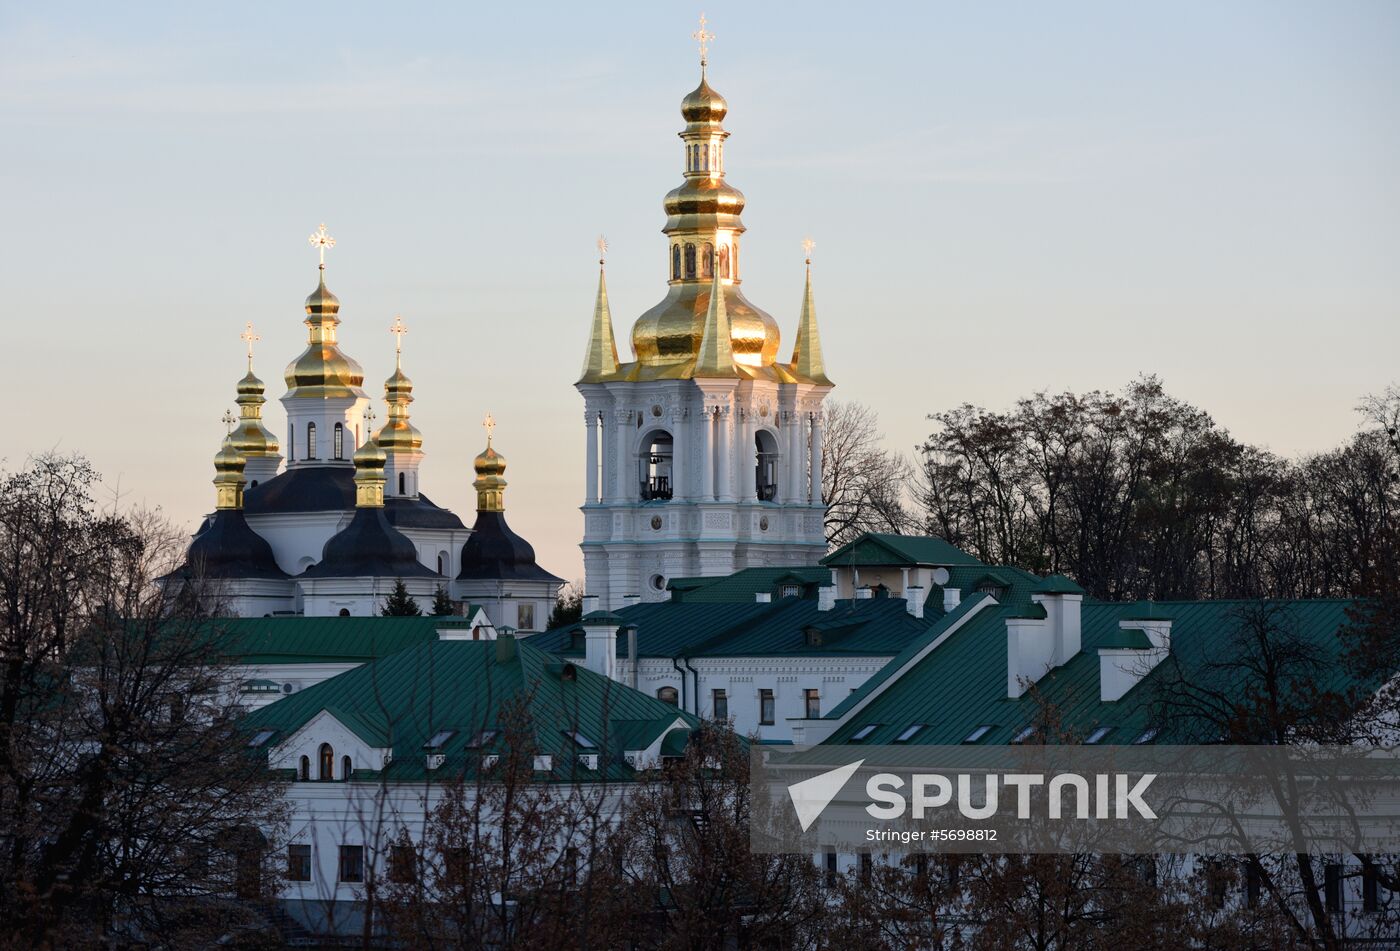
left=244, top=637, right=699, bottom=783
left=821, top=534, right=983, bottom=569
left=1031, top=573, right=1087, bottom=595
left=823, top=599, right=1361, bottom=747
left=1097, top=628, right=1153, bottom=649
left=200, top=616, right=471, bottom=664
left=665, top=566, right=831, bottom=603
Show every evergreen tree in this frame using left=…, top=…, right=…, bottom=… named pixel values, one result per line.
left=430, top=585, right=455, bottom=616
left=380, top=579, right=422, bottom=616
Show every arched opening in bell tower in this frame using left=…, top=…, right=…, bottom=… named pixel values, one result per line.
left=639, top=430, right=674, bottom=501
left=755, top=430, right=780, bottom=502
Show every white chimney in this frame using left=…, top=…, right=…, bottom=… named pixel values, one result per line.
left=622, top=593, right=641, bottom=608
left=582, top=612, right=619, bottom=681
left=855, top=587, right=873, bottom=600
left=943, top=588, right=961, bottom=613
left=905, top=585, right=925, bottom=618
left=1006, top=610, right=1054, bottom=699
left=755, top=592, right=772, bottom=603
left=582, top=594, right=600, bottom=615
left=817, top=586, right=836, bottom=611
left=1099, top=617, right=1172, bottom=702
left=1032, top=591, right=1083, bottom=666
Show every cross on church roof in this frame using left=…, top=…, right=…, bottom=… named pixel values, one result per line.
left=692, top=13, right=714, bottom=69
left=483, top=412, right=496, bottom=445
left=240, top=321, right=260, bottom=368
left=308, top=223, right=336, bottom=268
left=597, top=235, right=608, bottom=266
left=221, top=409, right=236, bottom=434
left=389, top=315, right=408, bottom=368
left=802, top=237, right=815, bottom=264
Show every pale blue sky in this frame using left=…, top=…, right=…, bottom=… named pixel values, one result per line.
left=2, top=2, right=1397, bottom=582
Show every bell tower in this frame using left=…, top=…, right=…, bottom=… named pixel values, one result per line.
left=576, top=35, right=832, bottom=609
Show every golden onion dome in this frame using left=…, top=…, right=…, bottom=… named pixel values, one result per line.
left=212, top=435, right=247, bottom=509
left=284, top=269, right=367, bottom=400
left=353, top=434, right=387, bottom=471
left=681, top=76, right=728, bottom=124
left=631, top=283, right=779, bottom=369
left=663, top=178, right=746, bottom=230
left=474, top=444, right=506, bottom=478
left=376, top=367, right=423, bottom=453
left=230, top=370, right=281, bottom=457
left=352, top=435, right=387, bottom=507
left=473, top=442, right=507, bottom=512
left=214, top=435, right=246, bottom=474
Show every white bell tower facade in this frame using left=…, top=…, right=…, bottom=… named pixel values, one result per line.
left=576, top=61, right=831, bottom=609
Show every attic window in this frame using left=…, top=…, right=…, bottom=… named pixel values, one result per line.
left=564, top=730, right=598, bottom=750
left=894, top=723, right=925, bottom=743
left=1084, top=726, right=1113, bottom=745
left=780, top=584, right=802, bottom=599
left=464, top=729, right=500, bottom=749
left=1010, top=725, right=1038, bottom=745
left=1133, top=727, right=1159, bottom=745
left=805, top=629, right=822, bottom=648
left=976, top=582, right=1008, bottom=600
left=247, top=730, right=275, bottom=748
left=423, top=730, right=457, bottom=750
left=569, top=631, right=585, bottom=651
left=961, top=724, right=994, bottom=745
left=850, top=724, right=880, bottom=742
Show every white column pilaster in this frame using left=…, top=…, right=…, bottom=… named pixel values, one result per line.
left=671, top=406, right=688, bottom=502
left=810, top=411, right=824, bottom=504
left=717, top=407, right=734, bottom=502
left=738, top=408, right=756, bottom=503
left=700, top=406, right=715, bottom=501
left=584, top=410, right=599, bottom=504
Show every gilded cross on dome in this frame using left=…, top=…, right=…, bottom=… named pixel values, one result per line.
left=802, top=237, right=815, bottom=264
left=692, top=13, right=714, bottom=68
left=221, top=409, right=236, bottom=434
left=597, top=235, right=608, bottom=266
left=389, top=315, right=408, bottom=367
left=308, top=223, right=336, bottom=267
left=240, top=321, right=260, bottom=368
left=364, top=406, right=376, bottom=428
left=483, top=412, right=496, bottom=445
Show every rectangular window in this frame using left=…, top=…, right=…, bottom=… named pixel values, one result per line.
left=962, top=724, right=994, bottom=744
left=338, top=845, right=363, bottom=883
left=804, top=689, right=821, bottom=719
left=859, top=851, right=872, bottom=884
left=824, top=850, right=838, bottom=886
left=389, top=845, right=417, bottom=885
left=1245, top=860, right=1261, bottom=908
left=517, top=602, right=535, bottom=630
left=850, top=723, right=880, bottom=742
left=895, top=723, right=925, bottom=743
left=1324, top=863, right=1342, bottom=913
left=1363, top=864, right=1380, bottom=912
left=288, top=844, right=312, bottom=883
left=759, top=689, right=775, bottom=725
left=443, top=846, right=470, bottom=886
left=712, top=688, right=728, bottom=721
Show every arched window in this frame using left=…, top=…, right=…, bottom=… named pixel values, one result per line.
left=718, top=244, right=730, bottom=279
left=672, top=244, right=682, bottom=280
left=342, top=755, right=352, bottom=781
left=288, top=425, right=295, bottom=461
left=299, top=756, right=310, bottom=781
left=657, top=686, right=679, bottom=707
left=318, top=743, right=334, bottom=781
left=250, top=480, right=258, bottom=489
left=307, top=422, right=317, bottom=460
left=338, top=608, right=351, bottom=617
left=700, top=143, right=709, bottom=171
left=334, top=423, right=344, bottom=460
left=399, top=472, right=406, bottom=495
left=755, top=430, right=780, bottom=501
left=684, top=244, right=696, bottom=280
left=436, top=553, right=446, bottom=574
left=640, top=430, right=674, bottom=501
left=731, top=241, right=739, bottom=279
left=700, top=243, right=714, bottom=279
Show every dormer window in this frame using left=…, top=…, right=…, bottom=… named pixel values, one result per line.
left=779, top=584, right=801, bottom=599
left=961, top=725, right=994, bottom=744
left=804, top=628, right=822, bottom=648
left=564, top=730, right=598, bottom=750
left=247, top=730, right=275, bottom=748
left=850, top=724, right=880, bottom=742
left=894, top=723, right=925, bottom=744
left=464, top=729, right=499, bottom=749
left=424, top=729, right=457, bottom=750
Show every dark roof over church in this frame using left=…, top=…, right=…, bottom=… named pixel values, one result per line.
left=171, top=509, right=287, bottom=580
left=457, top=510, right=563, bottom=583
left=300, top=507, right=441, bottom=579
left=242, top=465, right=464, bottom=529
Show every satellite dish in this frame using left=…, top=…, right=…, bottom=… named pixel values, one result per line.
left=931, top=567, right=951, bottom=586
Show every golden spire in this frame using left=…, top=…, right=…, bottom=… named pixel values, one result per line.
left=231, top=323, right=281, bottom=458
left=578, top=237, right=620, bottom=383
left=377, top=315, right=422, bottom=454
left=473, top=412, right=507, bottom=513
left=286, top=222, right=366, bottom=399
left=790, top=238, right=831, bottom=385
left=693, top=238, right=737, bottom=378
left=352, top=409, right=387, bottom=508
left=213, top=434, right=247, bottom=510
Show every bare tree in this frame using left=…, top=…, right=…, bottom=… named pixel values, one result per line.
left=822, top=401, right=914, bottom=547
left=0, top=454, right=286, bottom=949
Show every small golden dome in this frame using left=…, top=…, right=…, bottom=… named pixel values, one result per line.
left=236, top=370, right=263, bottom=397
left=473, top=442, right=507, bottom=513
left=230, top=370, right=281, bottom=457
left=352, top=435, right=387, bottom=507
left=681, top=76, right=728, bottom=124
left=214, top=436, right=246, bottom=473
left=213, top=435, right=247, bottom=510
left=304, top=268, right=340, bottom=316
left=353, top=435, right=387, bottom=471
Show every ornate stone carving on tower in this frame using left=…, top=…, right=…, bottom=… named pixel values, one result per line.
left=576, top=23, right=834, bottom=608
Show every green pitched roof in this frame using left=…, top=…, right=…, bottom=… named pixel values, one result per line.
left=821, top=534, right=983, bottom=569
left=666, top=566, right=830, bottom=603
left=823, top=599, right=1360, bottom=747
left=244, top=638, right=699, bottom=783
left=1031, top=573, right=1086, bottom=595
left=200, top=616, right=470, bottom=664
